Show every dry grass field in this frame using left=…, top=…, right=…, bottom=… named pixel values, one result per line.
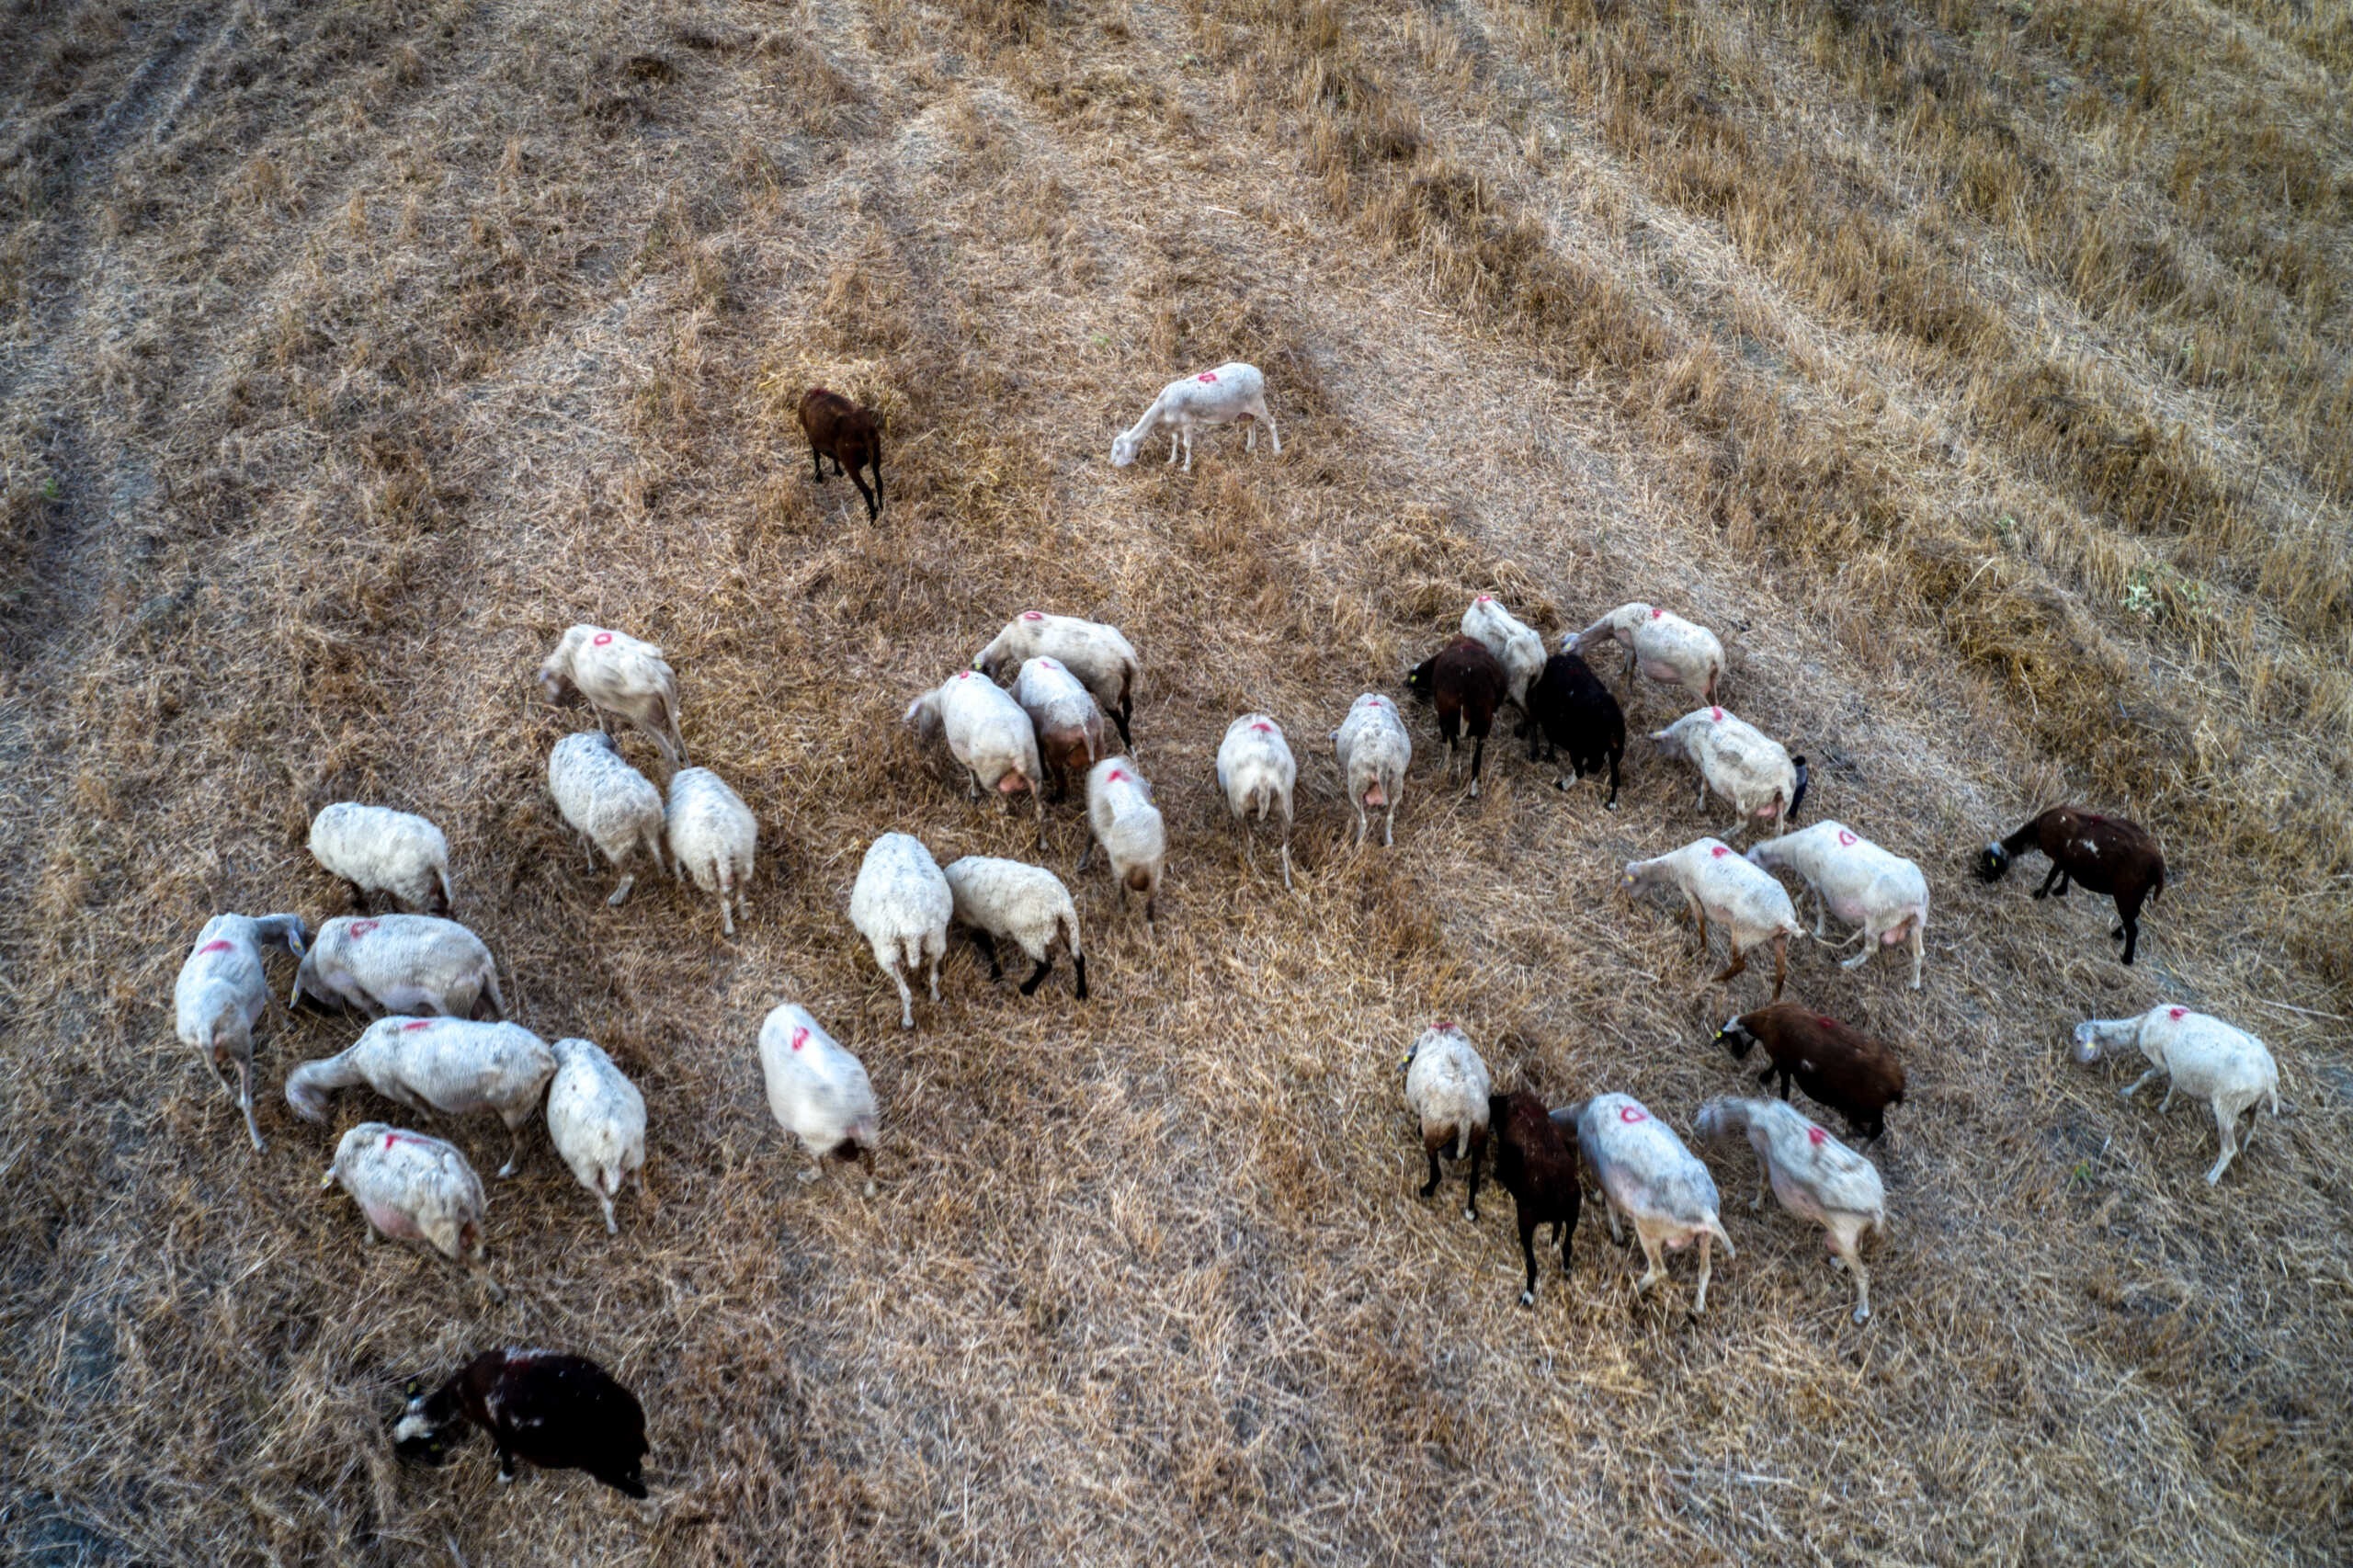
left=4, top=0, right=2350, bottom=1560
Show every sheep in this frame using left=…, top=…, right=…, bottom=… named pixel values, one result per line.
left=1400, top=1024, right=1490, bottom=1221
left=545, top=1038, right=647, bottom=1233
left=308, top=802, right=453, bottom=915
left=1694, top=1096, right=1887, bottom=1323
left=1011, top=656, right=1105, bottom=801
left=665, top=767, right=756, bottom=937
left=1461, top=594, right=1546, bottom=710
left=848, top=833, right=953, bottom=1030
left=174, top=913, right=308, bottom=1153
left=2074, top=1006, right=2280, bottom=1185
left=1622, top=838, right=1806, bottom=1000
left=1489, top=1091, right=1586, bottom=1308
left=1522, top=651, right=1624, bottom=809
left=1976, top=806, right=2165, bottom=965
left=320, top=1121, right=498, bottom=1297
left=1565, top=603, right=1725, bottom=706
left=1746, top=821, right=1928, bottom=989
left=1571, top=1094, right=1735, bottom=1313
left=1333, top=692, right=1411, bottom=848
left=290, top=915, right=506, bottom=1021
left=757, top=1003, right=879, bottom=1192
left=1650, top=706, right=1806, bottom=838
left=1713, top=1002, right=1907, bottom=1146
left=904, top=669, right=1045, bottom=838
left=393, top=1349, right=649, bottom=1498
left=547, top=732, right=667, bottom=907
left=537, top=624, right=687, bottom=768
left=1080, top=757, right=1167, bottom=927
left=797, top=386, right=883, bottom=522
left=1214, top=713, right=1297, bottom=889
left=973, top=611, right=1142, bottom=752
left=285, top=1017, right=556, bottom=1177
left=942, top=856, right=1088, bottom=1001
left=1109, top=361, right=1280, bottom=473
left=1405, top=635, right=1509, bottom=798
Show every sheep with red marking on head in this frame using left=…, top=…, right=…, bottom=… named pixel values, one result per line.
left=309, top=803, right=453, bottom=915
left=973, top=612, right=1142, bottom=752
left=758, top=1003, right=879, bottom=1193
left=1401, top=1024, right=1491, bottom=1222
left=1694, top=1096, right=1887, bottom=1323
left=175, top=913, right=308, bottom=1153
left=1566, top=603, right=1725, bottom=706
left=1623, top=838, right=1806, bottom=1000
left=1569, top=1094, right=1734, bottom=1313
left=1461, top=595, right=1546, bottom=711
left=943, top=856, right=1088, bottom=1001
left=545, top=1038, right=647, bottom=1234
left=1746, top=821, right=1928, bottom=989
left=548, top=732, right=667, bottom=907
left=1110, top=361, right=1281, bottom=474
left=1406, top=636, right=1509, bottom=798
left=665, top=767, right=757, bottom=937
left=848, top=833, right=953, bottom=1030
left=1651, top=706, right=1805, bottom=839
left=1216, top=714, right=1297, bottom=889
left=290, top=914, right=505, bottom=1021
left=906, top=669, right=1046, bottom=839
left=1977, top=806, right=2165, bottom=965
left=285, top=1017, right=556, bottom=1177
left=1081, top=757, right=1166, bottom=927
left=1011, top=657, right=1104, bottom=801
left=321, top=1121, right=498, bottom=1296
left=1334, top=693, right=1411, bottom=848
left=1713, top=1003, right=1906, bottom=1146
left=2073, top=1005, right=2279, bottom=1185
left=537, top=625, right=686, bottom=767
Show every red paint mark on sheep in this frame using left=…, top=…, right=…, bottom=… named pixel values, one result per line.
left=1711, top=846, right=1729, bottom=858
left=1197, top=371, right=1218, bottom=382
left=593, top=632, right=612, bottom=646
left=197, top=939, right=234, bottom=956
left=1710, top=707, right=1723, bottom=721
left=2168, top=1006, right=2188, bottom=1019
left=1021, top=611, right=1044, bottom=621
left=1837, top=830, right=1858, bottom=846
left=1108, top=769, right=1130, bottom=783
left=402, top=1019, right=435, bottom=1032
left=790, top=1028, right=809, bottom=1052
left=1817, top=1016, right=1836, bottom=1028
left=1808, top=1127, right=1827, bottom=1146
left=349, top=920, right=379, bottom=937
left=1477, top=594, right=1493, bottom=604
left=1251, top=722, right=1273, bottom=733
left=1651, top=608, right=1665, bottom=619
left=955, top=670, right=973, bottom=680
left=1619, top=1106, right=1648, bottom=1123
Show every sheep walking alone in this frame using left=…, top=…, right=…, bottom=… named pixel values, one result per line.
left=1215, top=714, right=1297, bottom=889
left=1746, top=821, right=1928, bottom=988
left=290, top=915, right=505, bottom=1021
left=321, top=1122, right=499, bottom=1298
left=943, top=856, right=1088, bottom=1000
left=1334, top=693, right=1411, bottom=848
left=1081, top=758, right=1167, bottom=927
left=758, top=1004, right=880, bottom=1192
left=1695, top=1096, right=1888, bottom=1323
left=394, top=1350, right=649, bottom=1498
left=1977, top=806, right=2165, bottom=966
left=1623, top=839, right=1806, bottom=1000
left=538, top=624, right=687, bottom=767
left=308, top=803, right=453, bottom=915
left=798, top=386, right=884, bottom=522
left=973, top=612, right=1142, bottom=752
left=174, top=913, right=308, bottom=1153
left=1110, top=361, right=1280, bottom=472
left=545, top=1038, right=648, bottom=1233
left=1572, top=1094, right=1734, bottom=1314
left=665, top=767, right=756, bottom=937
left=2074, top=1006, right=2280, bottom=1185
left=849, top=834, right=953, bottom=1030
left=548, top=732, right=668, bottom=906
left=1401, top=1024, right=1491, bottom=1221
left=285, top=1016, right=557, bottom=1177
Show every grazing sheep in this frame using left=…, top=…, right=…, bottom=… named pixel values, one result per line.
left=665, top=767, right=756, bottom=937
left=1405, top=635, right=1509, bottom=798
left=1523, top=651, right=1624, bottom=808
left=1650, top=706, right=1805, bottom=838
left=848, top=834, right=953, bottom=1030
left=1461, top=594, right=1546, bottom=710
left=1572, top=1094, right=1735, bottom=1313
left=1333, top=692, right=1411, bottom=848
left=1746, top=821, right=1928, bottom=988
left=1400, top=1024, right=1491, bottom=1221
left=1977, top=806, right=2165, bottom=965
left=2074, top=1006, right=2280, bottom=1185
left=290, top=915, right=505, bottom=1021
left=393, top=1349, right=649, bottom=1498
left=943, top=856, right=1088, bottom=1000
left=321, top=1122, right=497, bottom=1296
left=973, top=611, right=1142, bottom=752
left=1714, top=1003, right=1907, bottom=1146
left=174, top=913, right=308, bottom=1153
left=1012, top=657, right=1106, bottom=801
left=1491, top=1091, right=1585, bottom=1307
left=1215, top=714, right=1297, bottom=889
left=798, top=386, right=884, bottom=522
left=544, top=1038, right=647, bottom=1233
left=1622, top=839, right=1806, bottom=1000
left=904, top=670, right=1045, bottom=836
left=285, top=1017, right=556, bottom=1177
left=548, top=732, right=667, bottom=907
left=1080, top=758, right=1167, bottom=926
left=757, top=1003, right=879, bottom=1192
left=1694, top=1096, right=1887, bottom=1323
left=537, top=625, right=687, bottom=768
left=1566, top=603, right=1725, bottom=705
left=309, top=803, right=453, bottom=915
left=1109, top=361, right=1280, bottom=472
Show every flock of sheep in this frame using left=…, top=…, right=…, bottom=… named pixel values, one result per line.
left=164, top=362, right=2287, bottom=1497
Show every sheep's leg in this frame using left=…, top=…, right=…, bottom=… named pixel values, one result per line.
left=1165, top=430, right=1179, bottom=466
left=2155, top=1080, right=2177, bottom=1114
left=1605, top=1199, right=1625, bottom=1245
left=2031, top=862, right=2062, bottom=899
left=2204, top=1102, right=2242, bottom=1186
left=2120, top=1066, right=2165, bottom=1100
left=599, top=1191, right=618, bottom=1235
left=1244, top=416, right=1256, bottom=452
left=1262, top=409, right=1281, bottom=455
left=1691, top=1233, right=1716, bottom=1314
left=926, top=950, right=942, bottom=1006
left=1632, top=1231, right=1668, bottom=1296
left=1464, top=1141, right=1483, bottom=1222
left=1831, top=1224, right=1871, bottom=1323
left=1420, top=1140, right=1444, bottom=1199
left=1811, top=889, right=1828, bottom=939
left=1279, top=830, right=1293, bottom=892
left=1181, top=426, right=1195, bottom=472
left=1018, top=959, right=1052, bottom=996
left=234, top=1056, right=265, bottom=1153
left=1713, top=940, right=1749, bottom=985
left=498, top=1119, right=524, bottom=1180
left=1516, top=1209, right=1541, bottom=1307
left=1910, top=921, right=1924, bottom=990
left=1382, top=801, right=1396, bottom=848
left=1769, top=934, right=1790, bottom=1001
left=1468, top=733, right=1485, bottom=799
left=608, top=871, right=637, bottom=907
left=2117, top=908, right=2141, bottom=966
left=1838, top=933, right=1877, bottom=971
left=887, top=960, right=915, bottom=1031
left=1078, top=835, right=1097, bottom=873
left=716, top=888, right=735, bottom=938
left=970, top=928, right=1003, bottom=983
left=1351, top=801, right=1368, bottom=848
left=1752, top=1169, right=1768, bottom=1211
left=851, top=468, right=879, bottom=523
left=810, top=443, right=826, bottom=483
left=2052, top=870, right=2072, bottom=898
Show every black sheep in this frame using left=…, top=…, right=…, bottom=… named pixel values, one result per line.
left=1487, top=1090, right=1583, bottom=1307
left=1975, top=805, right=2165, bottom=964
left=393, top=1349, right=649, bottom=1498
left=1521, top=650, right=1625, bottom=809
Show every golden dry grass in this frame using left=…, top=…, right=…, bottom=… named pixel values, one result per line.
left=2, top=0, right=2349, bottom=1561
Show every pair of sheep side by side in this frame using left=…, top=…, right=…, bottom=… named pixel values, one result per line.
left=973, top=610, right=1142, bottom=753
left=395, top=1348, right=649, bottom=1498
left=1567, top=602, right=1725, bottom=707
left=1624, top=839, right=1806, bottom=1001
left=1334, top=693, right=1411, bottom=848
left=1651, top=705, right=1807, bottom=840
left=174, top=914, right=309, bottom=1153
left=1110, top=362, right=1280, bottom=474
left=309, top=804, right=452, bottom=915
left=1694, top=1097, right=1888, bottom=1323
left=1747, top=821, right=1929, bottom=989
left=1979, top=806, right=2166, bottom=965
left=539, top=624, right=688, bottom=769
left=546, top=733, right=756, bottom=933
left=1405, top=636, right=1508, bottom=798
left=1715, top=1003, right=1907, bottom=1146
left=2075, top=1005, right=2279, bottom=1185
left=847, top=832, right=1102, bottom=1026
left=797, top=387, right=884, bottom=523
left=1217, top=714, right=1297, bottom=889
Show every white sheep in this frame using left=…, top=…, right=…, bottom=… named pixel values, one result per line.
left=1566, top=602, right=1725, bottom=705
left=942, top=856, right=1088, bottom=1000
left=1215, top=714, right=1297, bottom=889
left=290, top=915, right=506, bottom=1020
left=1622, top=837, right=1806, bottom=1000
left=1011, top=656, right=1106, bottom=799
left=1402, top=1024, right=1492, bottom=1220
left=321, top=1121, right=499, bottom=1297
left=972, top=611, right=1142, bottom=751
left=544, top=1037, right=647, bottom=1234
left=548, top=732, right=667, bottom=907
left=849, top=832, right=953, bottom=1029
left=1080, top=757, right=1166, bottom=926
left=665, top=766, right=756, bottom=937
left=1333, top=692, right=1411, bottom=849
left=1109, top=361, right=1280, bottom=473
left=308, top=802, right=453, bottom=915
left=284, top=1017, right=557, bottom=1177
left=1569, top=1094, right=1735, bottom=1313
left=537, top=623, right=687, bottom=767
left=758, top=1003, right=879, bottom=1192
left=1745, top=821, right=1928, bottom=989
left=2074, top=1006, right=2282, bottom=1185
left=174, top=913, right=307, bottom=1153
left=904, top=670, right=1044, bottom=836
left=1650, top=706, right=1801, bottom=839
left=1694, top=1096, right=1887, bottom=1323
left=1461, top=595, right=1545, bottom=710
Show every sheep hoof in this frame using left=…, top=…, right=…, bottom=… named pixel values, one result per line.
left=863, top=1180, right=878, bottom=1197
left=1518, top=1290, right=1535, bottom=1308
left=1853, top=1305, right=1871, bottom=1324
left=1463, top=1207, right=1477, bottom=1222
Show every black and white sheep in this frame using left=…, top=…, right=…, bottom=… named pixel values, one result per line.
left=394, top=1349, right=649, bottom=1498
left=942, top=855, right=1088, bottom=1000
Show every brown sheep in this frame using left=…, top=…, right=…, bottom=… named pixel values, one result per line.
left=1714, top=1003, right=1906, bottom=1147
left=1975, top=806, right=2165, bottom=965
left=798, top=387, right=883, bottom=521
left=1405, top=635, right=1509, bottom=798
left=1488, top=1090, right=1583, bottom=1307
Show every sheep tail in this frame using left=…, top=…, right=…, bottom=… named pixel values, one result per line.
left=1059, top=906, right=1084, bottom=961
left=480, top=965, right=508, bottom=1020
left=1707, top=1214, right=1735, bottom=1257
left=435, top=860, right=455, bottom=913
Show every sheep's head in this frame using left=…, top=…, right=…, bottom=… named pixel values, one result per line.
left=1974, top=842, right=2013, bottom=882
left=902, top=690, right=943, bottom=747
left=392, top=1376, right=469, bottom=1466
left=538, top=661, right=580, bottom=708
left=1714, top=1016, right=1757, bottom=1061
left=1110, top=432, right=1140, bottom=468
left=2071, top=1019, right=2122, bottom=1064
left=1404, top=656, right=1437, bottom=700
